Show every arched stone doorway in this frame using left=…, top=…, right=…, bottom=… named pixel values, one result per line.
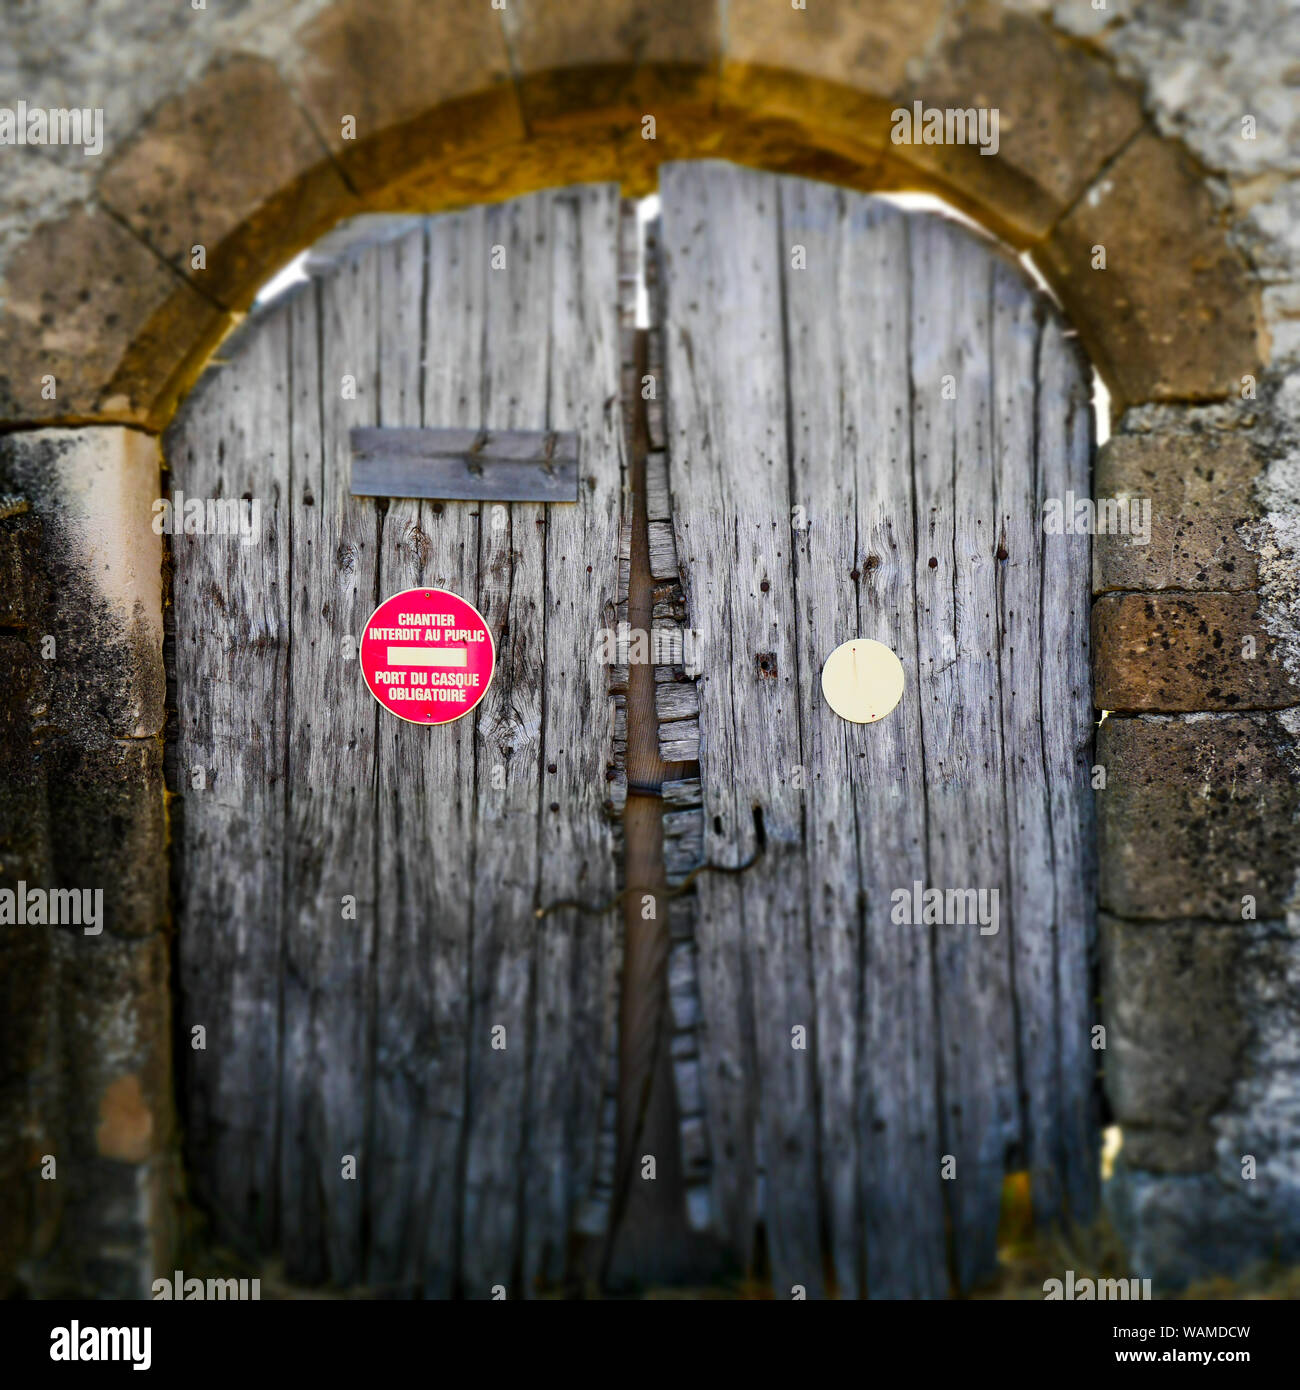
left=1, top=2, right=1295, bottom=1300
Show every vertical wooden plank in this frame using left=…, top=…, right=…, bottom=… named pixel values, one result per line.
left=841, top=196, right=948, bottom=1298
left=525, top=185, right=624, bottom=1289
left=1037, top=317, right=1099, bottom=1227
left=365, top=217, right=481, bottom=1295
left=366, top=221, right=427, bottom=1290
left=779, top=176, right=862, bottom=1296
left=409, top=207, right=487, bottom=1295
left=908, top=215, right=1020, bottom=1293
left=278, top=281, right=323, bottom=1277
left=167, top=304, right=291, bottom=1252
left=459, top=192, right=552, bottom=1297
left=781, top=180, right=949, bottom=1298
left=659, top=161, right=823, bottom=1295
left=990, top=258, right=1061, bottom=1225
left=279, top=249, right=381, bottom=1285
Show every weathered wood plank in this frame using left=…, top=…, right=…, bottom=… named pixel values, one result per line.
left=166, top=298, right=291, bottom=1255
left=778, top=176, right=864, bottom=1298
left=777, top=177, right=946, bottom=1299
left=839, top=196, right=948, bottom=1300
left=354, top=426, right=579, bottom=464
left=280, top=247, right=383, bottom=1285
left=663, top=807, right=705, bottom=886
left=367, top=215, right=478, bottom=1295
left=1036, top=316, right=1099, bottom=1227
left=654, top=681, right=699, bottom=724
left=367, top=221, right=433, bottom=1289
left=909, top=214, right=1021, bottom=1293
left=990, top=255, right=1060, bottom=1236
left=646, top=520, right=678, bottom=580
left=661, top=777, right=702, bottom=809
left=351, top=426, right=580, bottom=503
left=527, top=183, right=624, bottom=1290
left=407, top=209, right=487, bottom=1294
left=659, top=161, right=823, bottom=1295
left=659, top=719, right=700, bottom=763
left=459, top=191, right=553, bottom=1298
left=645, top=220, right=667, bottom=450
left=645, top=452, right=671, bottom=522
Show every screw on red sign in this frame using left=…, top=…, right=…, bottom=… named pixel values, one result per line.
left=360, top=587, right=495, bottom=725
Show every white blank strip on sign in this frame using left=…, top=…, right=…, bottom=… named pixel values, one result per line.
left=386, top=646, right=469, bottom=668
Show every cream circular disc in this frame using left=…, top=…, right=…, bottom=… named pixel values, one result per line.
left=821, top=639, right=905, bottom=723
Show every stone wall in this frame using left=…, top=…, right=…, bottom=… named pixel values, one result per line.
left=0, top=0, right=1297, bottom=1294
left=0, top=429, right=174, bottom=1296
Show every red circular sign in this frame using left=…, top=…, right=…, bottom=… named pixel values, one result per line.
left=360, top=587, right=495, bottom=725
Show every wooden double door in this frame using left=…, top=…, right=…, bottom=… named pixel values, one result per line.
left=167, top=162, right=1096, bottom=1298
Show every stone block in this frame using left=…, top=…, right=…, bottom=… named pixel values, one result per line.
left=99, top=55, right=357, bottom=310
left=898, top=4, right=1143, bottom=240
left=1040, top=135, right=1261, bottom=406
left=0, top=205, right=223, bottom=425
left=45, top=737, right=167, bottom=941
left=1094, top=592, right=1296, bottom=710
left=0, top=428, right=165, bottom=739
left=293, top=0, right=522, bottom=193
left=1096, top=433, right=1262, bottom=516
left=1095, top=514, right=1258, bottom=593
left=1106, top=1166, right=1298, bottom=1291
left=54, top=930, right=173, bottom=1161
left=507, top=0, right=718, bottom=127
left=1099, top=915, right=1247, bottom=1172
left=0, top=513, right=42, bottom=626
left=721, top=0, right=938, bottom=156
left=1097, top=714, right=1300, bottom=920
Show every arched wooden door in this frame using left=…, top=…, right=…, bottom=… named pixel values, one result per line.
left=651, top=163, right=1096, bottom=1299
left=167, top=185, right=627, bottom=1297
left=166, top=163, right=1095, bottom=1299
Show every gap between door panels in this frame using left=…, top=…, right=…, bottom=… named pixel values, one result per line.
left=597, top=202, right=729, bottom=1287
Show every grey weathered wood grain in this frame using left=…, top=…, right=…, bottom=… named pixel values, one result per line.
left=459, top=191, right=557, bottom=1297
left=645, top=453, right=670, bottom=522
left=282, top=246, right=382, bottom=1285
left=840, top=196, right=947, bottom=1300
left=989, top=254, right=1059, bottom=1235
left=368, top=215, right=477, bottom=1296
left=778, top=177, right=949, bottom=1299
left=654, top=682, right=699, bottom=723
left=646, top=520, right=678, bottom=580
left=659, top=719, right=700, bottom=763
left=528, top=184, right=624, bottom=1289
left=165, top=298, right=290, bottom=1255
left=350, top=426, right=580, bottom=502
left=645, top=223, right=667, bottom=450
left=778, top=176, right=865, bottom=1297
left=909, top=213, right=1021, bottom=1293
left=661, top=777, right=702, bottom=808
left=657, top=160, right=1094, bottom=1298
left=1036, top=315, right=1099, bottom=1228
left=660, top=161, right=823, bottom=1296
left=663, top=807, right=705, bottom=885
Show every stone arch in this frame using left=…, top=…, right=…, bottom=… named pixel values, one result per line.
left=0, top=2, right=1261, bottom=432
